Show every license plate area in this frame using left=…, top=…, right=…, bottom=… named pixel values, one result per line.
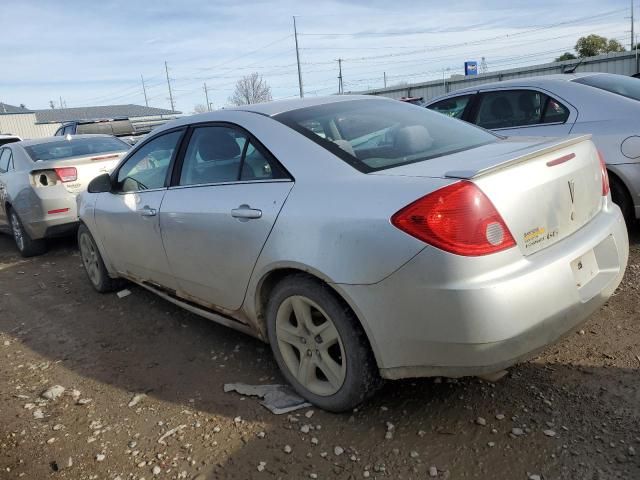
left=570, top=249, right=598, bottom=289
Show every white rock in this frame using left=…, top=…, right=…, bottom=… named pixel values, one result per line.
left=3, top=340, right=10, bottom=346
left=311, top=437, right=318, bottom=445
left=476, top=417, right=487, bottom=426
left=386, top=422, right=395, bottom=431
left=96, top=454, right=105, bottom=462
left=213, top=426, right=221, bottom=433
left=305, top=410, right=314, bottom=418
left=41, top=385, right=65, bottom=401
left=300, top=424, right=310, bottom=434
left=528, top=475, right=541, bottom=480
left=52, top=424, right=63, bottom=431
left=138, top=461, right=147, bottom=467
left=283, top=445, right=292, bottom=454
left=410, top=450, right=419, bottom=458
left=47, top=437, right=56, bottom=444
left=543, top=429, right=556, bottom=437
left=128, top=393, right=147, bottom=408
left=309, top=474, right=317, bottom=479
left=76, top=398, right=92, bottom=405
left=334, top=446, right=344, bottom=456
left=628, top=446, right=636, bottom=456
left=257, top=461, right=266, bottom=472
left=33, top=409, right=44, bottom=419
left=67, top=457, right=73, bottom=468
left=511, top=427, right=524, bottom=436
left=385, top=431, right=393, bottom=440
left=363, top=471, right=371, bottom=478
left=429, top=466, right=438, bottom=477
left=488, top=441, right=496, bottom=447
left=152, top=465, right=161, bottom=475
left=417, top=430, right=426, bottom=437
left=495, top=414, right=505, bottom=420
left=233, top=416, right=242, bottom=424
left=117, top=289, right=132, bottom=298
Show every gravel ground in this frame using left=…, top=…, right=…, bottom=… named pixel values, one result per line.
left=0, top=228, right=639, bottom=480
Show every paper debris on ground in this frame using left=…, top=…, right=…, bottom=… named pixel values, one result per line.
left=117, top=289, right=131, bottom=299
left=223, top=383, right=311, bottom=414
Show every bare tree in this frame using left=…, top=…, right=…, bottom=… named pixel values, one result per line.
left=192, top=104, right=208, bottom=114
left=228, top=73, right=272, bottom=106
left=49, top=100, right=56, bottom=109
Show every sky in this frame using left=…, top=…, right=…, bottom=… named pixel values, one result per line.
left=0, top=0, right=635, bottom=113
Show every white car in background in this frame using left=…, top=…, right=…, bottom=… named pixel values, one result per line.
left=0, top=135, right=130, bottom=256
left=425, top=73, right=640, bottom=221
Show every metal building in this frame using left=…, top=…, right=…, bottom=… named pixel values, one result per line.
left=357, top=50, right=640, bottom=102
left=0, top=103, right=180, bottom=139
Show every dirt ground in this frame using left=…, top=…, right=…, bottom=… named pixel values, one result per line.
left=0, top=228, right=639, bottom=480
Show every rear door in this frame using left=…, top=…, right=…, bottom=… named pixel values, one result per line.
left=160, top=123, right=293, bottom=312
left=470, top=88, right=575, bottom=136
left=93, top=128, right=185, bottom=289
left=0, top=148, right=12, bottom=226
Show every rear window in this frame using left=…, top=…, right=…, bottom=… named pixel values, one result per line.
left=274, top=99, right=497, bottom=172
left=24, top=137, right=128, bottom=161
left=573, top=74, right=640, bottom=101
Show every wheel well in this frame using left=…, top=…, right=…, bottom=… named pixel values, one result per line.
left=255, top=268, right=380, bottom=363
left=607, top=169, right=634, bottom=215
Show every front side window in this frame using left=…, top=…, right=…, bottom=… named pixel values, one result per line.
left=116, top=130, right=183, bottom=192
left=274, top=99, right=496, bottom=172
left=475, top=90, right=569, bottom=129
left=179, top=125, right=287, bottom=186
left=428, top=95, right=472, bottom=119
left=573, top=74, right=640, bottom=101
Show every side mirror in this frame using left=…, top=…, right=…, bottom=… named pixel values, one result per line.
left=88, top=173, right=114, bottom=193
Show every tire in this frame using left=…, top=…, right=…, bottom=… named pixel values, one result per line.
left=610, top=176, right=634, bottom=224
left=266, top=274, right=382, bottom=412
left=9, top=209, right=47, bottom=258
left=77, top=224, right=120, bottom=293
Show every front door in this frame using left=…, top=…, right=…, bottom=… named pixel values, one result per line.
left=160, top=124, right=293, bottom=311
left=93, top=129, right=185, bottom=289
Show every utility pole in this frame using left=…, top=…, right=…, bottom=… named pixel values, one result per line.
left=337, top=58, right=344, bottom=94
left=383, top=71, right=387, bottom=88
left=203, top=83, right=211, bottom=111
left=141, top=74, right=149, bottom=107
left=59, top=96, right=64, bottom=109
left=293, top=16, right=304, bottom=98
left=632, top=0, right=635, bottom=51
left=165, top=61, right=175, bottom=112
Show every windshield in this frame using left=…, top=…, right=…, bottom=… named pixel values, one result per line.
left=24, top=136, right=128, bottom=161
left=274, top=99, right=497, bottom=172
left=573, top=74, right=640, bottom=102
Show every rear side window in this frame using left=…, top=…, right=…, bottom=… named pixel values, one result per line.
left=274, top=99, right=496, bottom=172
left=474, top=90, right=569, bottom=129
left=24, top=137, right=129, bottom=161
left=573, top=74, right=640, bottom=101
left=0, top=137, right=19, bottom=147
left=179, top=125, right=287, bottom=186
left=428, top=95, right=472, bottom=119
left=0, top=149, right=11, bottom=173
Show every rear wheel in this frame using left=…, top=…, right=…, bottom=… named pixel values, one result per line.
left=9, top=209, right=47, bottom=257
left=78, top=224, right=120, bottom=293
left=610, top=176, right=634, bottom=223
left=266, top=275, right=382, bottom=412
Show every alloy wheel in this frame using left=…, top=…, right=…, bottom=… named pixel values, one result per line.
left=275, top=295, right=347, bottom=396
left=10, top=213, right=24, bottom=252
left=79, top=233, right=101, bottom=287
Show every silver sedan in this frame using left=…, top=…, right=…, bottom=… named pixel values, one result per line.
left=0, top=135, right=129, bottom=256
left=425, top=72, right=640, bottom=221
left=77, top=96, right=628, bottom=411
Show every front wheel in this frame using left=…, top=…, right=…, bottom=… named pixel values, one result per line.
left=78, top=224, right=120, bottom=293
left=9, top=209, right=47, bottom=257
left=266, top=275, right=382, bottom=412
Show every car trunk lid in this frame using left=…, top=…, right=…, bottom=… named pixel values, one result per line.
left=374, top=135, right=604, bottom=256
left=30, top=152, right=126, bottom=194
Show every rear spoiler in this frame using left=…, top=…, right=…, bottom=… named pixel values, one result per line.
left=444, top=134, right=592, bottom=179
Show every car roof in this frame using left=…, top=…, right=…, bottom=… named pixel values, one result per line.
left=432, top=72, right=616, bottom=98
left=225, top=94, right=390, bottom=116
left=16, top=134, right=119, bottom=147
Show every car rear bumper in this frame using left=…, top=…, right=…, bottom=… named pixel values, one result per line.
left=336, top=201, right=629, bottom=379
left=19, top=187, right=78, bottom=240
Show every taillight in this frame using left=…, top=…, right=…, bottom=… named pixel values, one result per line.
left=391, top=181, right=516, bottom=256
left=54, top=167, right=77, bottom=182
left=597, top=150, right=609, bottom=196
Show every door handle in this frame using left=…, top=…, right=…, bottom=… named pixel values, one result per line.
left=139, top=206, right=157, bottom=217
left=231, top=205, right=262, bottom=220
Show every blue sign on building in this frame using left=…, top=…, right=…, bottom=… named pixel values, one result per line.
left=464, top=61, right=478, bottom=76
